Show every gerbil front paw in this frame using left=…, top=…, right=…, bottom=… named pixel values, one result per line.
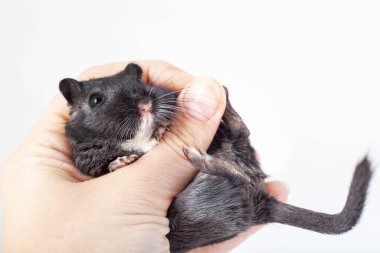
left=155, top=124, right=169, bottom=141
left=108, top=154, right=139, bottom=172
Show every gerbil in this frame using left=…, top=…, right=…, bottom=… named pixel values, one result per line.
left=59, top=64, right=176, bottom=175
left=59, top=63, right=373, bottom=253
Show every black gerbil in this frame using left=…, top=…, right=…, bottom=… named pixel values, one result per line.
left=59, top=63, right=176, bottom=176
left=59, top=63, right=373, bottom=253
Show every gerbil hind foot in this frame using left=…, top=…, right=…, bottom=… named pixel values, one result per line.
left=108, top=154, right=139, bottom=172
left=182, top=146, right=251, bottom=186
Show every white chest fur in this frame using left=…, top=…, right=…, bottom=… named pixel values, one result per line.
left=120, top=114, right=158, bottom=153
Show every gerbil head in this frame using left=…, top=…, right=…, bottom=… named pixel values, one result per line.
left=59, top=63, right=177, bottom=145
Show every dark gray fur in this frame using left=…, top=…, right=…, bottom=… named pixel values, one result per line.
left=59, top=63, right=176, bottom=176
left=59, top=63, right=373, bottom=253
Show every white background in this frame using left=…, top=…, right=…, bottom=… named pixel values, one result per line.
left=0, top=0, right=379, bottom=252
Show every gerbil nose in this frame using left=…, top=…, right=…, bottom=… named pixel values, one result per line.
left=138, top=98, right=152, bottom=114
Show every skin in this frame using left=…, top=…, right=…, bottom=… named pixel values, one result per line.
left=0, top=61, right=288, bottom=253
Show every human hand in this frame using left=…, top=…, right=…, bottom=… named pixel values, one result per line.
left=0, top=61, right=288, bottom=253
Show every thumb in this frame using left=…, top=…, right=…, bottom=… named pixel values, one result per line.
left=98, top=76, right=226, bottom=210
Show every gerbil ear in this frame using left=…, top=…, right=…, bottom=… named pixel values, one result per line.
left=124, top=63, right=143, bottom=79
left=59, top=78, right=82, bottom=105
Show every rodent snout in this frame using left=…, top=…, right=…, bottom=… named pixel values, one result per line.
left=138, top=98, right=152, bottom=115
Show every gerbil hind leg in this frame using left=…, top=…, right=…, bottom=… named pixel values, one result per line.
left=180, top=87, right=256, bottom=186
left=182, top=147, right=251, bottom=186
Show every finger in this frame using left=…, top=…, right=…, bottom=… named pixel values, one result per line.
left=17, top=93, right=92, bottom=182
left=78, top=60, right=193, bottom=90
left=189, top=181, right=290, bottom=253
left=264, top=180, right=289, bottom=203
left=98, top=76, right=227, bottom=212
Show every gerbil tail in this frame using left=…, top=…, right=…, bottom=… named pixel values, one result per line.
left=267, top=156, right=373, bottom=234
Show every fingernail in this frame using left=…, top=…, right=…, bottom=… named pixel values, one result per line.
left=182, top=78, right=223, bottom=121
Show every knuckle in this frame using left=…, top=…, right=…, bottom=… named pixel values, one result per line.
left=154, top=60, right=172, bottom=68
left=194, top=75, right=221, bottom=87
left=77, top=65, right=99, bottom=80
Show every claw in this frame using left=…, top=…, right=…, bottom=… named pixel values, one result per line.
left=199, top=149, right=208, bottom=156
left=182, top=146, right=190, bottom=158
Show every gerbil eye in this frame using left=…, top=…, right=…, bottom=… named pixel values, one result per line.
left=89, top=93, right=104, bottom=108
